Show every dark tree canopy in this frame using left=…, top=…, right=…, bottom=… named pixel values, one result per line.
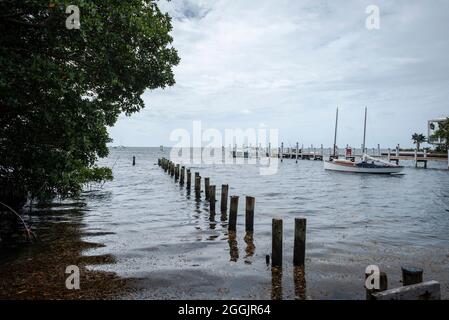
left=0, top=0, right=180, bottom=207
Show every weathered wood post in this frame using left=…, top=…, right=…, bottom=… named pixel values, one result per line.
left=186, top=169, right=191, bottom=189
left=245, top=196, right=255, bottom=233
left=132, top=156, right=136, bottom=166
left=228, top=196, right=239, bottom=231
left=293, top=218, right=306, bottom=267
left=272, top=218, right=283, bottom=267
left=281, top=142, right=284, bottom=162
left=402, top=267, right=423, bottom=286
left=164, top=160, right=168, bottom=172
left=195, top=174, right=201, bottom=198
left=209, top=185, right=216, bottom=213
left=175, top=164, right=180, bottom=180
left=296, top=142, right=299, bottom=163
left=268, top=142, right=271, bottom=157
left=205, top=177, right=210, bottom=200
left=396, top=144, right=400, bottom=157
left=414, top=148, right=418, bottom=168
left=365, top=271, right=388, bottom=300
left=221, top=184, right=229, bottom=214
left=180, top=166, right=185, bottom=185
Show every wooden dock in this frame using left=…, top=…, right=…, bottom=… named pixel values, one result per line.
left=230, top=144, right=449, bottom=169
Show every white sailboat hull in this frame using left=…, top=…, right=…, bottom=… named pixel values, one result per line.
left=324, top=160, right=403, bottom=174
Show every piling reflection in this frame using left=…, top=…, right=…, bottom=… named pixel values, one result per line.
left=293, top=266, right=306, bottom=300
left=244, top=232, right=255, bottom=262
left=228, top=231, right=239, bottom=262
left=271, top=267, right=283, bottom=300
left=209, top=209, right=216, bottom=229
left=220, top=210, right=227, bottom=222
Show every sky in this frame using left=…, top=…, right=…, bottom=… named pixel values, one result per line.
left=108, top=0, right=449, bottom=148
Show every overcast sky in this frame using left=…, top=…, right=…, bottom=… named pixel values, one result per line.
left=108, top=0, right=449, bottom=148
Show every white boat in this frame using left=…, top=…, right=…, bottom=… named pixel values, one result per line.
left=324, top=107, right=404, bottom=174
left=324, top=156, right=403, bottom=174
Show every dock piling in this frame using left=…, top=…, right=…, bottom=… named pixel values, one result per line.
left=402, top=267, right=423, bottom=286
left=195, top=174, right=201, bottom=198
left=209, top=185, right=216, bottom=213
left=245, top=196, right=255, bottom=233
left=205, top=177, right=210, bottom=200
left=180, top=166, right=185, bottom=185
left=272, top=218, right=283, bottom=267
left=186, top=169, right=191, bottom=189
left=228, top=196, right=239, bottom=231
left=293, top=218, right=306, bottom=267
left=221, top=184, right=229, bottom=214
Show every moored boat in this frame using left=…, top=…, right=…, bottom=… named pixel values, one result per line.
left=324, top=156, right=403, bottom=174
left=324, top=107, right=404, bottom=174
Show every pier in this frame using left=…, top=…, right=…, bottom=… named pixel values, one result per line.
left=230, top=144, right=449, bottom=169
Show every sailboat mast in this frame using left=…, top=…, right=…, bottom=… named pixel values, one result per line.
left=333, top=108, right=338, bottom=158
left=362, top=107, right=367, bottom=154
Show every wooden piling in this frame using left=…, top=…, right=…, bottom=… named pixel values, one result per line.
left=175, top=164, right=180, bottom=180
left=180, top=166, right=185, bottom=185
left=186, top=169, right=191, bottom=189
left=245, top=196, right=255, bottom=233
left=205, top=177, right=210, bottom=200
left=281, top=142, right=284, bottom=162
left=195, top=175, right=201, bottom=198
left=402, top=267, right=423, bottom=286
left=221, top=184, right=229, bottom=214
left=209, top=185, right=216, bottom=213
left=132, top=156, right=136, bottom=166
left=293, top=218, right=306, bottom=267
left=272, top=218, right=283, bottom=267
left=295, top=142, right=299, bottom=163
left=228, top=196, right=239, bottom=231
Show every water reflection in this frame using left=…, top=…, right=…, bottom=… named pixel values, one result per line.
left=271, top=267, right=282, bottom=300
left=228, top=231, right=239, bottom=262
left=293, top=266, right=306, bottom=300
left=244, top=232, right=255, bottom=263
left=209, top=209, right=216, bottom=230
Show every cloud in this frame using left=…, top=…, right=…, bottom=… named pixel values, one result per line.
left=109, top=0, right=449, bottom=147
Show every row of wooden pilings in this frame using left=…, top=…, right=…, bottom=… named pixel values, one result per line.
left=157, top=158, right=307, bottom=270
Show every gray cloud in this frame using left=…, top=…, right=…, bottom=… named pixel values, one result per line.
left=109, top=0, right=449, bottom=147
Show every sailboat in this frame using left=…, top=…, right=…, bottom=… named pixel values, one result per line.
left=323, top=108, right=403, bottom=174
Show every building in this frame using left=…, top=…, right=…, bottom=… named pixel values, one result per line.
left=428, top=118, right=448, bottom=145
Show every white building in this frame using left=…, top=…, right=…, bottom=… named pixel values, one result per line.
left=428, top=118, right=448, bottom=145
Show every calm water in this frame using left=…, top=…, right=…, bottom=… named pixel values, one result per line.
left=69, top=147, right=449, bottom=299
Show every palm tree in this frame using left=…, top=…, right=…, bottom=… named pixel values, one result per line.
left=412, top=133, right=426, bottom=150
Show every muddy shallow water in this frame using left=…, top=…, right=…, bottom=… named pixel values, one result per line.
left=1, top=147, right=449, bottom=299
